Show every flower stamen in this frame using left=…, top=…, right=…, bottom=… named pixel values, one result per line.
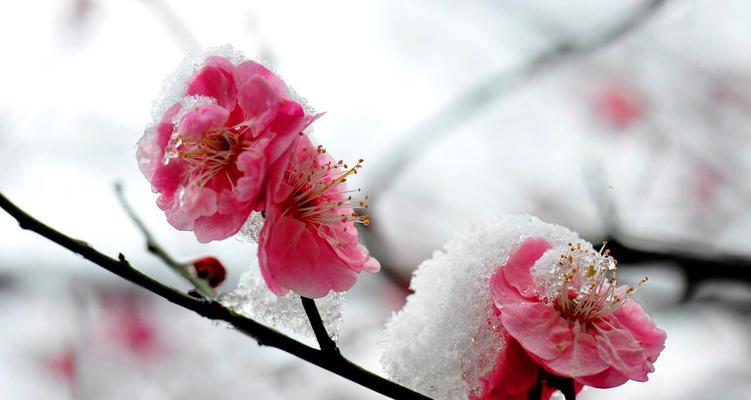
left=553, top=242, right=647, bottom=321
left=165, top=127, right=246, bottom=187
left=286, top=145, right=370, bottom=230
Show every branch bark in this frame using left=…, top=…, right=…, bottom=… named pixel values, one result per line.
left=301, top=297, right=341, bottom=354
left=0, top=192, right=431, bottom=400
left=114, top=183, right=215, bottom=298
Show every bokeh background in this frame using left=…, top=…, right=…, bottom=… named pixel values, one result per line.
left=1, top=0, right=750, bottom=398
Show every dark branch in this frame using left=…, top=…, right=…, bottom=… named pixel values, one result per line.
left=301, top=297, right=340, bottom=354
left=603, top=236, right=751, bottom=301
left=114, top=183, right=215, bottom=298
left=546, top=375, right=576, bottom=400
left=0, top=192, right=432, bottom=400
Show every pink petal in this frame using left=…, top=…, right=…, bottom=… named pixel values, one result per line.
left=594, top=323, right=652, bottom=382
left=362, top=257, right=381, bottom=273
left=504, top=238, right=551, bottom=297
left=501, top=302, right=572, bottom=360
left=265, top=100, right=306, bottom=161
left=321, top=221, right=379, bottom=273
left=193, top=211, right=248, bottom=243
left=136, top=103, right=180, bottom=180
left=236, top=76, right=279, bottom=129
left=612, top=300, right=667, bottom=363
left=489, top=270, right=529, bottom=309
left=257, top=213, right=288, bottom=296
left=164, top=186, right=217, bottom=231
left=476, top=335, right=540, bottom=399
left=192, top=190, right=252, bottom=243
left=269, top=137, right=301, bottom=204
left=259, top=206, right=358, bottom=298
left=186, top=58, right=237, bottom=109
left=150, top=160, right=185, bottom=196
left=233, top=149, right=267, bottom=206
left=234, top=60, right=290, bottom=99
left=544, top=321, right=610, bottom=377
left=178, top=104, right=229, bottom=141
left=576, top=367, right=629, bottom=389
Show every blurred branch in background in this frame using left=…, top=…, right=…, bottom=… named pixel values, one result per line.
left=585, top=167, right=751, bottom=301
left=366, top=0, right=667, bottom=197
left=0, top=192, right=433, bottom=400
left=114, top=182, right=216, bottom=298
left=363, top=0, right=669, bottom=289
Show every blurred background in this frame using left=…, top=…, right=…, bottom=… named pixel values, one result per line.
left=1, top=0, right=750, bottom=398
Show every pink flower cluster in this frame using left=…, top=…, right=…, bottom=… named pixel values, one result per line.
left=137, top=54, right=378, bottom=297
left=478, top=239, right=666, bottom=399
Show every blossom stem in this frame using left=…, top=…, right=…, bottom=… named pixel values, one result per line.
left=301, top=297, right=340, bottom=355
left=546, top=374, right=576, bottom=400
left=114, top=183, right=216, bottom=298
left=528, top=372, right=543, bottom=400
left=0, top=191, right=432, bottom=400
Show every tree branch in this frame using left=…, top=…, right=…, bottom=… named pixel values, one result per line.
left=114, top=183, right=215, bottom=298
left=301, top=297, right=340, bottom=354
left=0, top=192, right=432, bottom=400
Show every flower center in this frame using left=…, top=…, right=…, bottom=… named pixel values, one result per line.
left=166, top=127, right=245, bottom=189
left=552, top=242, right=646, bottom=321
left=285, top=144, right=370, bottom=228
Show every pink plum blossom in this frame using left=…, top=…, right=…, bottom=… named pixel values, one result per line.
left=479, top=239, right=666, bottom=399
left=137, top=56, right=313, bottom=242
left=257, top=136, right=380, bottom=298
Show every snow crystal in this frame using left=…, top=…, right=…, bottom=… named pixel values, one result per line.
left=237, top=211, right=265, bottom=243
left=151, top=45, right=245, bottom=122
left=531, top=241, right=608, bottom=303
left=379, top=214, right=580, bottom=400
left=171, top=95, right=216, bottom=126
left=220, top=257, right=343, bottom=345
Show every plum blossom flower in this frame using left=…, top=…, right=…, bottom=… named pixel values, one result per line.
left=137, top=55, right=314, bottom=242
left=379, top=215, right=665, bottom=400
left=257, top=136, right=380, bottom=298
left=481, top=239, right=666, bottom=399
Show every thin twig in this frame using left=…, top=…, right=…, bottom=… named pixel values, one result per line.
left=0, top=192, right=432, bottom=400
left=114, top=183, right=215, bottom=298
left=301, top=297, right=340, bottom=354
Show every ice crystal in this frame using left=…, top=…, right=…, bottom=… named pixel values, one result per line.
left=220, top=259, right=343, bottom=344
left=151, top=45, right=245, bottom=122
left=237, top=211, right=265, bottom=243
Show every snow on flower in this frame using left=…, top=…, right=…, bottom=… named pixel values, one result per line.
left=257, top=136, right=380, bottom=298
left=380, top=215, right=665, bottom=400
left=137, top=48, right=314, bottom=242
left=483, top=239, right=665, bottom=399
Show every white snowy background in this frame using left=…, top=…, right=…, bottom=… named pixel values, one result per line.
left=1, top=0, right=750, bottom=399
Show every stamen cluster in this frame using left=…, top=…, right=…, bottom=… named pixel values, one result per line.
left=166, top=128, right=244, bottom=188
left=287, top=144, right=370, bottom=228
left=553, top=242, right=647, bottom=321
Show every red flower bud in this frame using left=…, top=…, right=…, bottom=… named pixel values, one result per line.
left=192, top=256, right=227, bottom=288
